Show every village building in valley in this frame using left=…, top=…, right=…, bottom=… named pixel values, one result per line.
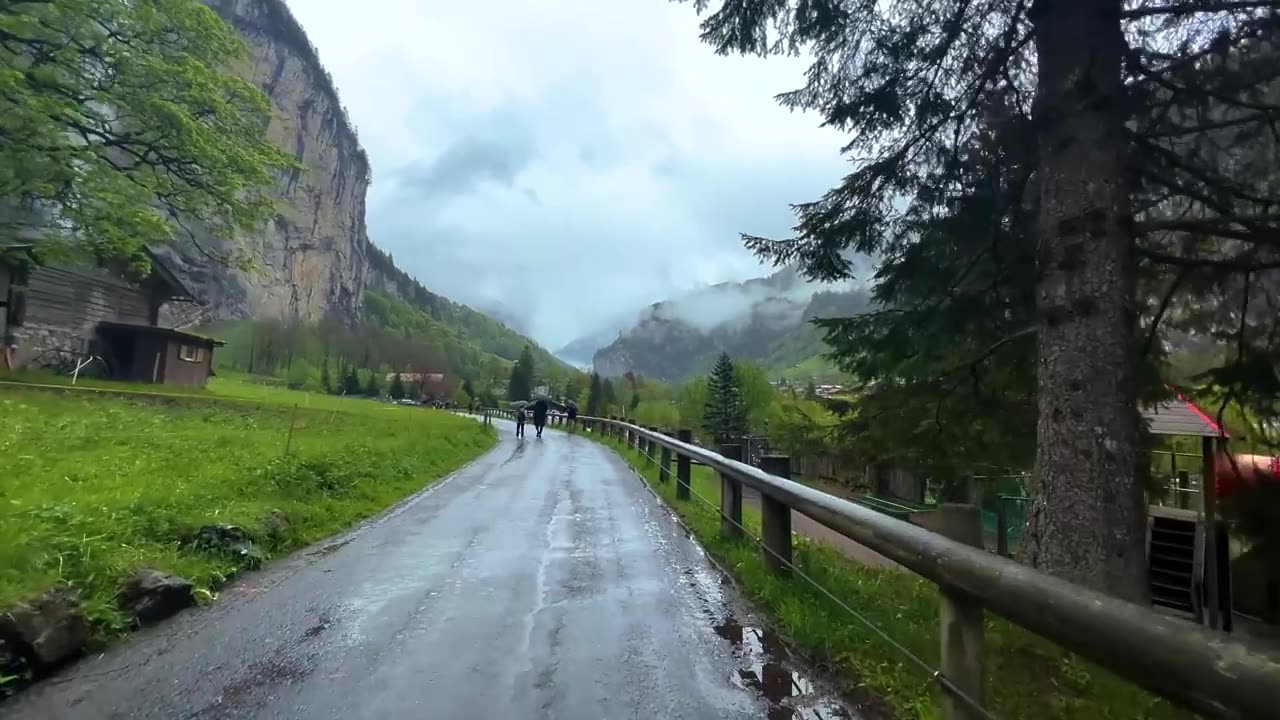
left=1, top=245, right=223, bottom=387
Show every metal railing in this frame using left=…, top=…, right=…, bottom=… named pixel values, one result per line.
left=470, top=410, right=1280, bottom=720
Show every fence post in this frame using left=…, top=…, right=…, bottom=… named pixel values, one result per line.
left=609, top=416, right=617, bottom=439
left=627, top=420, right=636, bottom=448
left=996, top=497, right=1009, bottom=558
left=645, top=426, right=659, bottom=464
left=659, top=432, right=673, bottom=483
left=934, top=503, right=986, bottom=720
left=283, top=403, right=299, bottom=455
left=719, top=443, right=744, bottom=539
left=759, top=455, right=793, bottom=576
left=676, top=429, right=692, bottom=500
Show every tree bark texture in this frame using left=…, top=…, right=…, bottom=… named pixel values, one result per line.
left=1022, top=0, right=1149, bottom=603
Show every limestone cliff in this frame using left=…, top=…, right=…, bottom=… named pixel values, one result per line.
left=165, top=0, right=370, bottom=325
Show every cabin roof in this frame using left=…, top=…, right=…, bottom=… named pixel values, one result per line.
left=1141, top=396, right=1227, bottom=438
left=97, top=321, right=225, bottom=347
left=1, top=244, right=197, bottom=302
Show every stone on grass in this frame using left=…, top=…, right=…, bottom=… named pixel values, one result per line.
left=0, top=586, right=88, bottom=666
left=262, top=510, right=290, bottom=541
left=119, top=569, right=195, bottom=625
left=191, top=524, right=263, bottom=568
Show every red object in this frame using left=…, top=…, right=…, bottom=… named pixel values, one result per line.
left=1213, top=453, right=1279, bottom=499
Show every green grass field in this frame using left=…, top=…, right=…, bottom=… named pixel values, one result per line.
left=0, top=378, right=495, bottom=646
left=593, top=433, right=1189, bottom=720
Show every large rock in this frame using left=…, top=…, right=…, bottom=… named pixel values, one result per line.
left=119, top=570, right=195, bottom=625
left=0, top=586, right=89, bottom=666
left=262, top=509, right=290, bottom=542
left=0, top=635, right=31, bottom=690
left=191, top=524, right=264, bottom=568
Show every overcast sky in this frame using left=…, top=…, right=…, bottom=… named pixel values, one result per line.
left=287, top=0, right=849, bottom=349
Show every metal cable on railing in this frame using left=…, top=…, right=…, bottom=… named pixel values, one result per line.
left=561, top=414, right=1280, bottom=720
left=618, top=436, right=996, bottom=720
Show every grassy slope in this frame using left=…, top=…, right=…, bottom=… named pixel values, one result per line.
left=591, top=433, right=1189, bottom=720
left=0, top=375, right=496, bottom=642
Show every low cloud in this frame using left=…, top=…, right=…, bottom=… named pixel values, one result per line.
left=287, top=0, right=852, bottom=349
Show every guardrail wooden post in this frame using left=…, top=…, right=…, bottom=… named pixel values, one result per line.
left=609, top=416, right=618, bottom=439
left=759, top=455, right=793, bottom=576
left=676, top=429, right=692, bottom=500
left=627, top=420, right=636, bottom=448
left=934, top=503, right=986, bottom=720
left=659, top=432, right=673, bottom=483
left=645, top=426, right=659, bottom=464
left=719, top=443, right=744, bottom=538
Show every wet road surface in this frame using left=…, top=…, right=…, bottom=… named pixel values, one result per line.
left=7, top=421, right=855, bottom=720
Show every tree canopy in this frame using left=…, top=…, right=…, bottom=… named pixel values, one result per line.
left=0, top=0, right=294, bottom=271
left=508, top=346, right=536, bottom=401
left=681, top=0, right=1280, bottom=599
left=704, top=352, right=748, bottom=442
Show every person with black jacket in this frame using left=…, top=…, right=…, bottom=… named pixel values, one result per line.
left=515, top=407, right=527, bottom=438
left=532, top=399, right=549, bottom=438
left=566, top=404, right=578, bottom=429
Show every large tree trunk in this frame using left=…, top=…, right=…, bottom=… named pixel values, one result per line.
left=1022, top=0, right=1148, bottom=603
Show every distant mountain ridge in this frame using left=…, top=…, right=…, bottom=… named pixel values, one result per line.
left=591, top=265, right=871, bottom=381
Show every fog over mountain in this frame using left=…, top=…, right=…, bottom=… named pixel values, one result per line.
left=571, top=256, right=874, bottom=381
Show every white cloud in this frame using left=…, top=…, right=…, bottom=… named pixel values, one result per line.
left=285, top=0, right=849, bottom=348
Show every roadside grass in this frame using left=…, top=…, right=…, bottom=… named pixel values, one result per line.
left=593, top=432, right=1189, bottom=720
left=0, top=368, right=390, bottom=414
left=0, top=383, right=495, bottom=644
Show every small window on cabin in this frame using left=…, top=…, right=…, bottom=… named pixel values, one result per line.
left=178, top=344, right=203, bottom=363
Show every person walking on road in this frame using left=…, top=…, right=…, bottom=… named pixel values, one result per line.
left=515, top=407, right=527, bottom=438
left=566, top=404, right=578, bottom=430
left=532, top=399, right=549, bottom=438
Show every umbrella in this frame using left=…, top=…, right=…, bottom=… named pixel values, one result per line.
left=509, top=400, right=529, bottom=410
left=565, top=399, right=579, bottom=410
left=530, top=391, right=554, bottom=402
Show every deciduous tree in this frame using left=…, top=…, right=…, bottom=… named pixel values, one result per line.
left=0, top=0, right=294, bottom=270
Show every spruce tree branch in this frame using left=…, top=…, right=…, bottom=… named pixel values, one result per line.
left=1142, top=266, right=1191, bottom=357
left=1134, top=133, right=1280, bottom=207
left=1135, top=216, right=1280, bottom=244
left=1138, top=246, right=1280, bottom=271
left=1143, top=112, right=1278, bottom=138
left=1122, top=1, right=1280, bottom=19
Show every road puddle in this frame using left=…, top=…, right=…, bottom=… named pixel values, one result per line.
left=714, top=617, right=855, bottom=719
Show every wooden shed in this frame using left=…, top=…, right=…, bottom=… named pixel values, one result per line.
left=1, top=246, right=219, bottom=386
left=96, top=322, right=224, bottom=388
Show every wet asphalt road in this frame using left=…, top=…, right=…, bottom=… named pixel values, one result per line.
left=7, top=421, right=853, bottom=720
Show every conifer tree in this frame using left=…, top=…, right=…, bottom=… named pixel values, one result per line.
left=703, top=353, right=747, bottom=442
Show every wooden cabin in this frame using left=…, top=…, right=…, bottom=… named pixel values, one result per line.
left=1, top=247, right=222, bottom=387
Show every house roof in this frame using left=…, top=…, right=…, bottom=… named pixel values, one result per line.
left=1141, top=396, right=1227, bottom=438
left=142, top=247, right=197, bottom=302
left=97, top=321, right=225, bottom=347
left=2, top=244, right=197, bottom=302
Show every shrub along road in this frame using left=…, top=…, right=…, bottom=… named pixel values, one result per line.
left=3, top=421, right=854, bottom=719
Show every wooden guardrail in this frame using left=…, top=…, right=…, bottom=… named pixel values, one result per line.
left=472, top=409, right=1280, bottom=720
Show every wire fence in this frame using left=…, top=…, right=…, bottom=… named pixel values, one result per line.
left=614, top=434, right=995, bottom=720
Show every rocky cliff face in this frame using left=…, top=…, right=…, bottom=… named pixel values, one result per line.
left=166, top=0, right=370, bottom=324
left=591, top=266, right=872, bottom=381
